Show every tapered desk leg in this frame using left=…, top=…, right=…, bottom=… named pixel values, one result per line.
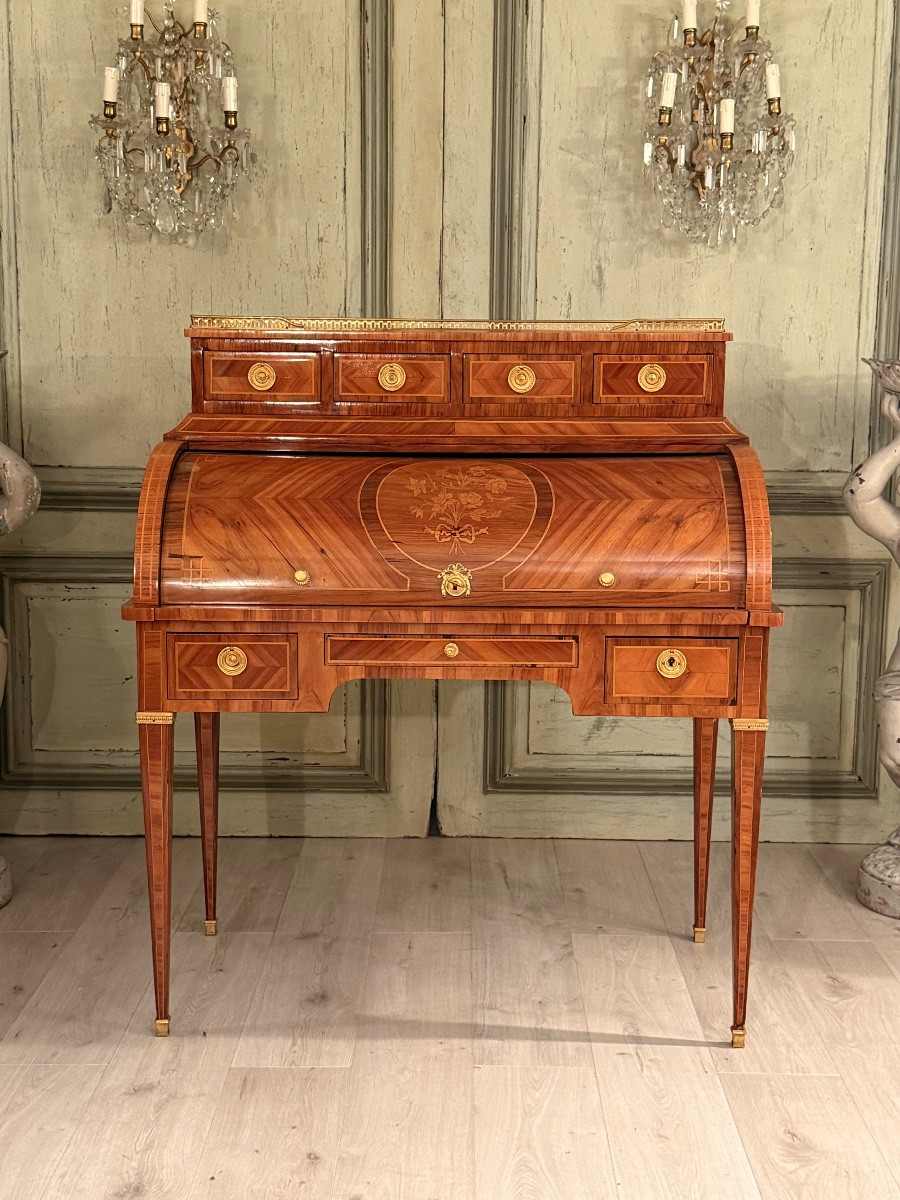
left=692, top=717, right=718, bottom=944
left=137, top=711, right=175, bottom=1037
left=729, top=717, right=767, bottom=1049
left=195, top=713, right=220, bottom=937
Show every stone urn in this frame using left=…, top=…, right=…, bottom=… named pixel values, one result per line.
left=0, top=436, right=41, bottom=907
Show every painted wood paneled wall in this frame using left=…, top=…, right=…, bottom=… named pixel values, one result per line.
left=0, top=0, right=897, bottom=840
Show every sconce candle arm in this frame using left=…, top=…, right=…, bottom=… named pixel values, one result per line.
left=90, top=0, right=252, bottom=239
left=642, top=2, right=795, bottom=245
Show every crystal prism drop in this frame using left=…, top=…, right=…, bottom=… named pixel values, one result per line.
left=155, top=198, right=176, bottom=234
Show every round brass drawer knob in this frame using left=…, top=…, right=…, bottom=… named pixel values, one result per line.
left=444, top=642, right=460, bottom=658
left=656, top=648, right=688, bottom=679
left=293, top=568, right=310, bottom=586
left=637, top=363, right=667, bottom=393
left=377, top=362, right=407, bottom=392
left=507, top=364, right=536, bottom=394
left=217, top=645, right=248, bottom=676
left=598, top=572, right=616, bottom=587
left=247, top=362, right=277, bottom=391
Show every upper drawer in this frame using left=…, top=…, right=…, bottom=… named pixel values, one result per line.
left=593, top=355, right=711, bottom=403
left=335, top=355, right=450, bottom=403
left=465, top=356, right=580, bottom=402
left=204, top=352, right=320, bottom=403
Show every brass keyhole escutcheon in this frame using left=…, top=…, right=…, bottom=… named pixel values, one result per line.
left=439, top=564, right=472, bottom=599
left=217, top=645, right=248, bottom=676
left=507, top=364, right=536, bottom=394
left=598, top=572, right=616, bottom=588
left=377, top=362, right=407, bottom=392
left=247, top=362, right=277, bottom=391
left=293, top=568, right=310, bottom=586
left=637, top=363, right=667, bottom=393
left=656, top=648, right=687, bottom=679
left=444, top=642, right=460, bottom=658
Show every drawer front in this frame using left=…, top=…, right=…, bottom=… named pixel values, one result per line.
left=606, top=638, right=738, bottom=703
left=204, top=352, right=319, bottom=402
left=466, top=356, right=579, bottom=401
left=326, top=635, right=578, bottom=668
left=594, top=356, right=710, bottom=402
left=168, top=634, right=298, bottom=699
left=335, top=355, right=450, bottom=403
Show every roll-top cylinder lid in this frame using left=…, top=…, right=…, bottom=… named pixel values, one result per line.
left=155, top=451, right=757, bottom=610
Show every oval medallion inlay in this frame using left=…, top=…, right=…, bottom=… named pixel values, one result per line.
left=363, top=460, right=551, bottom=574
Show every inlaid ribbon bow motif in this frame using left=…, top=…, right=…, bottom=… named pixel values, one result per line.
left=407, top=465, right=510, bottom=547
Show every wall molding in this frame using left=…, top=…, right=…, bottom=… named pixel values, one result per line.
left=32, top=459, right=847, bottom=521
left=0, top=555, right=390, bottom=794
left=489, top=0, right=543, bottom=322
left=489, top=0, right=528, bottom=320
left=870, top=0, right=900, bottom=454
left=37, top=467, right=144, bottom=512
left=766, top=472, right=846, bottom=516
left=0, top=0, right=22, bottom=452
left=482, top=557, right=888, bottom=803
left=360, top=0, right=393, bottom=318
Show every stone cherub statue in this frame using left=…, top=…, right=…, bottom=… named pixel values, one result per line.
left=843, top=358, right=900, bottom=916
left=0, top=437, right=41, bottom=908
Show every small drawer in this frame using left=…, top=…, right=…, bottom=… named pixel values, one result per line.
left=325, top=635, right=578, bottom=668
left=593, top=355, right=710, bottom=402
left=465, top=356, right=580, bottom=401
left=606, top=638, right=738, bottom=703
left=167, top=634, right=298, bottom=699
left=204, top=352, right=319, bottom=402
left=335, top=355, right=449, bottom=403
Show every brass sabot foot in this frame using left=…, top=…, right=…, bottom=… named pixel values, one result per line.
left=155, top=1017, right=170, bottom=1037
left=731, top=1026, right=746, bottom=1049
left=693, top=926, right=707, bottom=943
left=205, top=919, right=217, bottom=936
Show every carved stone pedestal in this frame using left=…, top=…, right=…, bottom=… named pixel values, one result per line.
left=858, top=828, right=900, bottom=918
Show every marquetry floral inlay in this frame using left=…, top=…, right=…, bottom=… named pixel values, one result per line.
left=407, top=465, right=510, bottom=546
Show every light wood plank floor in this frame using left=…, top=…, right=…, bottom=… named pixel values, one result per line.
left=1, top=835, right=900, bottom=1199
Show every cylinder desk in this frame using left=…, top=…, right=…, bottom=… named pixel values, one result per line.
left=123, top=316, right=782, bottom=1047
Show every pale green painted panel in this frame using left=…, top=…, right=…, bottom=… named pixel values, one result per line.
left=533, top=0, right=891, bottom=472
left=524, top=603, right=849, bottom=766
left=26, top=586, right=357, bottom=760
left=28, top=587, right=136, bottom=753
left=392, top=0, right=445, bottom=316
left=441, top=0, right=494, bottom=317
left=8, top=0, right=359, bottom=468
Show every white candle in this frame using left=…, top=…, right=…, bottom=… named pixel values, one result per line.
left=222, top=76, right=238, bottom=111
left=683, top=0, right=697, bottom=28
left=720, top=97, right=735, bottom=134
left=766, top=62, right=781, bottom=98
left=102, top=66, right=119, bottom=104
left=130, top=0, right=143, bottom=24
left=747, top=0, right=760, bottom=25
left=193, top=0, right=207, bottom=24
left=155, top=80, right=170, bottom=118
left=660, top=71, right=677, bottom=108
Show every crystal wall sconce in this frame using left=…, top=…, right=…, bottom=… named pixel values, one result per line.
left=643, top=1, right=795, bottom=245
left=89, top=1, right=252, bottom=239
